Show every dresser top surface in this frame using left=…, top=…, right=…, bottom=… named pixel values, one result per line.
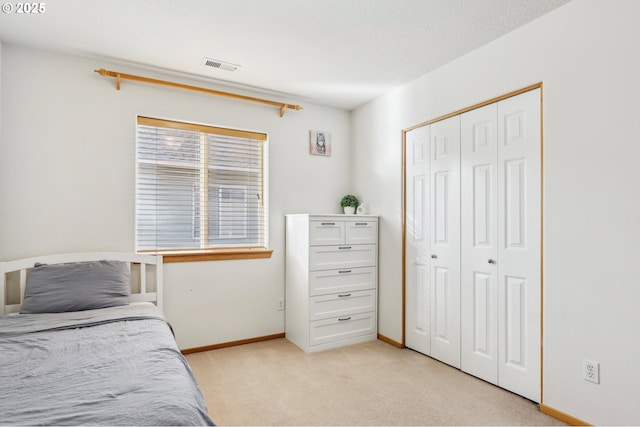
left=286, top=213, right=379, bottom=219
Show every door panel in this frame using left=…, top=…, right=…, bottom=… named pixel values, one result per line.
left=473, top=164, right=492, bottom=247
left=504, top=158, right=527, bottom=248
left=461, top=103, right=498, bottom=384
left=434, top=266, right=450, bottom=342
left=504, top=275, right=526, bottom=368
left=429, top=116, right=461, bottom=368
left=433, top=172, right=450, bottom=244
left=497, top=88, right=541, bottom=403
left=472, top=272, right=492, bottom=355
left=404, top=126, right=431, bottom=355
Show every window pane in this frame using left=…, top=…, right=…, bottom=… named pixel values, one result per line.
left=138, top=125, right=201, bottom=166
left=207, top=177, right=263, bottom=246
left=137, top=164, right=201, bottom=250
left=206, top=132, right=264, bottom=247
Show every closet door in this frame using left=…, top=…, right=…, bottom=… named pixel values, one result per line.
left=461, top=103, right=499, bottom=384
left=429, top=116, right=461, bottom=369
left=497, top=89, right=541, bottom=402
left=405, top=88, right=541, bottom=402
left=404, top=126, right=431, bottom=356
left=404, top=116, right=461, bottom=367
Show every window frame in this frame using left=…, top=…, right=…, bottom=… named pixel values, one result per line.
left=135, top=116, right=272, bottom=263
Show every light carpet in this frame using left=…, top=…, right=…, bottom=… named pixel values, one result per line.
left=186, top=338, right=565, bottom=426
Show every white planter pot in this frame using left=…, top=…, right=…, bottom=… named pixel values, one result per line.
left=343, top=206, right=355, bottom=215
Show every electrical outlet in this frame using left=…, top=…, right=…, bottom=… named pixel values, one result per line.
left=277, top=298, right=285, bottom=311
left=583, top=359, right=600, bottom=384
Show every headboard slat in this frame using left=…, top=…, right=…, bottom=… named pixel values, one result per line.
left=0, top=263, right=5, bottom=315
left=140, top=263, right=147, bottom=294
left=19, top=270, right=27, bottom=306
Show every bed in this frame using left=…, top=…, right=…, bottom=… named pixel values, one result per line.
left=0, top=252, right=215, bottom=426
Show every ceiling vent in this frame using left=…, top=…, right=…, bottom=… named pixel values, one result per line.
left=202, top=57, right=240, bottom=72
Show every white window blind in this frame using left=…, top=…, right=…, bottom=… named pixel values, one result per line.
left=136, top=117, right=267, bottom=252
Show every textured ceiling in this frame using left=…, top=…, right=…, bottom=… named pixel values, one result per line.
left=0, top=0, right=571, bottom=110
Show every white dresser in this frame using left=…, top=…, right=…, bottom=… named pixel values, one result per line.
left=285, top=214, right=378, bottom=352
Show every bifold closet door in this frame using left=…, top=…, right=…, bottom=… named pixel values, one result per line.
left=404, top=116, right=461, bottom=369
left=405, top=125, right=431, bottom=356
left=460, top=88, right=541, bottom=402
left=461, top=102, right=499, bottom=385
left=405, top=89, right=540, bottom=401
left=429, top=116, right=461, bottom=369
left=496, top=89, right=541, bottom=403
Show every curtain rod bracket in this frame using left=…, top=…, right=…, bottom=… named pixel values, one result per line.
left=93, top=68, right=303, bottom=117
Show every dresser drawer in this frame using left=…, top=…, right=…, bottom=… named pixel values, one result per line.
left=346, top=220, right=378, bottom=245
left=310, top=221, right=345, bottom=245
left=310, top=289, right=376, bottom=321
left=309, top=267, right=376, bottom=296
left=309, top=244, right=376, bottom=271
left=309, top=312, right=376, bottom=347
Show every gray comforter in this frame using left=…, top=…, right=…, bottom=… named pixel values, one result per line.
left=0, top=303, right=215, bottom=426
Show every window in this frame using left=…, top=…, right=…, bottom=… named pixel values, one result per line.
left=136, top=117, right=270, bottom=262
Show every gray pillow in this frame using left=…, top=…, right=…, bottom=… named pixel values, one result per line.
left=20, top=260, right=131, bottom=314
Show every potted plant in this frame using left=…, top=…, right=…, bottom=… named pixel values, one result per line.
left=340, top=194, right=359, bottom=215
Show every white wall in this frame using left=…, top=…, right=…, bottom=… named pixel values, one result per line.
left=352, top=0, right=640, bottom=424
left=0, top=44, right=351, bottom=349
left=0, top=41, right=2, bottom=176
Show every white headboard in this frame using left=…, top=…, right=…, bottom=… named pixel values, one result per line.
left=0, top=252, right=163, bottom=316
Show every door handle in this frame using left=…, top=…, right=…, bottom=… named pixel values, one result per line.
left=488, top=259, right=496, bottom=264
left=430, top=254, right=438, bottom=259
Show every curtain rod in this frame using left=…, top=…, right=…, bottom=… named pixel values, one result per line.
left=94, top=68, right=303, bottom=117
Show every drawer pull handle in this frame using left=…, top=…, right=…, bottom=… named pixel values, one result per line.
left=338, top=293, right=352, bottom=298
left=321, top=222, right=335, bottom=225
left=338, top=270, right=352, bottom=274
left=355, top=222, right=367, bottom=226
left=338, top=317, right=352, bottom=322
left=338, top=246, right=352, bottom=250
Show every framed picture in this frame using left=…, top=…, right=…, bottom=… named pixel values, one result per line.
left=310, top=130, right=331, bottom=156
